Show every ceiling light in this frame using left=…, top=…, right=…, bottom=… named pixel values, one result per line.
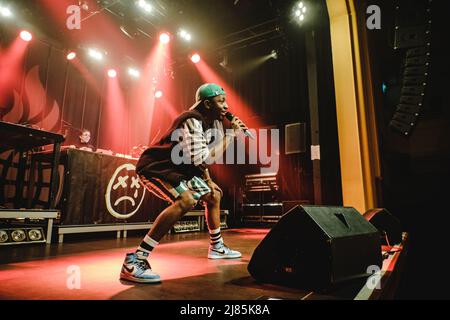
left=160, top=33, right=170, bottom=44
left=20, top=30, right=32, bottom=42
left=137, top=0, right=153, bottom=13
left=0, top=6, right=12, bottom=17
left=128, top=68, right=140, bottom=78
left=67, top=51, right=77, bottom=60
left=88, top=48, right=104, bottom=61
left=107, top=69, right=117, bottom=78
left=154, top=90, right=163, bottom=98
left=191, top=53, right=201, bottom=64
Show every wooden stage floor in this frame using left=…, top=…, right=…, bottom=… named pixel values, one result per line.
left=0, top=228, right=402, bottom=300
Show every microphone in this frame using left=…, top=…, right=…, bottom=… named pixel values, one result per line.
left=224, top=111, right=255, bottom=139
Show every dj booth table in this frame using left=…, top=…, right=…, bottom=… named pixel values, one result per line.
left=0, top=121, right=64, bottom=244
left=30, top=148, right=164, bottom=242
left=0, top=121, right=64, bottom=209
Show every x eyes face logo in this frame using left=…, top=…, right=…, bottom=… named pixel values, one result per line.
left=105, top=163, right=146, bottom=219
left=114, top=176, right=140, bottom=190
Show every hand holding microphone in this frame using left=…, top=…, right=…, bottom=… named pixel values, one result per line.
left=224, top=111, right=255, bottom=139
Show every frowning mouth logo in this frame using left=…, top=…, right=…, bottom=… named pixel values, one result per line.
left=105, top=163, right=145, bottom=219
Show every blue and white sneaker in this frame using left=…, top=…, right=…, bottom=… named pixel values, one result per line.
left=208, top=243, right=242, bottom=259
left=120, top=253, right=161, bottom=283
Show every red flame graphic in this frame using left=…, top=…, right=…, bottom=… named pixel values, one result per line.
left=2, top=66, right=60, bottom=132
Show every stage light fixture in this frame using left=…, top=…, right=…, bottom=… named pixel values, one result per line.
left=107, top=69, right=117, bottom=78
left=160, top=33, right=170, bottom=44
left=67, top=51, right=77, bottom=60
left=137, top=0, right=152, bottom=13
left=28, top=229, right=43, bottom=241
left=80, top=1, right=89, bottom=11
left=219, top=57, right=227, bottom=69
left=128, top=68, right=140, bottom=78
left=178, top=29, right=192, bottom=42
left=191, top=53, right=201, bottom=64
left=88, top=48, right=104, bottom=61
left=20, top=30, right=32, bottom=42
left=219, top=53, right=233, bottom=73
left=154, top=90, right=163, bottom=98
left=270, top=49, right=278, bottom=60
left=0, top=228, right=46, bottom=245
left=11, top=229, right=26, bottom=242
left=0, top=6, right=12, bottom=17
left=0, top=230, right=8, bottom=243
left=293, top=2, right=307, bottom=23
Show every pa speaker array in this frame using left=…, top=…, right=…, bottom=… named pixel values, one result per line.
left=390, top=0, right=431, bottom=136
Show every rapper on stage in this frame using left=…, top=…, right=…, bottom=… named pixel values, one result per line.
left=120, top=83, right=249, bottom=283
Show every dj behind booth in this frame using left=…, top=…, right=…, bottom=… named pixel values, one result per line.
left=67, top=128, right=97, bottom=152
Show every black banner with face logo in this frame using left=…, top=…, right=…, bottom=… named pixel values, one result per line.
left=56, top=149, right=166, bottom=225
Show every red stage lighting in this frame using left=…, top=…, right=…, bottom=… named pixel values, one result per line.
left=67, top=52, right=77, bottom=60
left=19, top=30, right=32, bottom=42
left=107, top=69, right=117, bottom=78
left=191, top=53, right=201, bottom=64
left=159, top=33, right=170, bottom=44
left=154, top=90, right=163, bottom=98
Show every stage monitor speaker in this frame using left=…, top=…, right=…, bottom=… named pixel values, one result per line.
left=363, top=208, right=403, bottom=246
left=248, top=205, right=382, bottom=290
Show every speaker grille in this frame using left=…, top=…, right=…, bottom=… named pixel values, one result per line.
left=285, top=123, right=306, bottom=154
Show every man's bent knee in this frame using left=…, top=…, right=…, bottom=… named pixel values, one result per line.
left=177, top=192, right=196, bottom=212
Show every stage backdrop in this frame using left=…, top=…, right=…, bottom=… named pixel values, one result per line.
left=1, top=15, right=342, bottom=209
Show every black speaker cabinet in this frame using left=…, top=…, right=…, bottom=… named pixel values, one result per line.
left=363, top=208, right=403, bottom=246
left=248, top=205, right=382, bottom=290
